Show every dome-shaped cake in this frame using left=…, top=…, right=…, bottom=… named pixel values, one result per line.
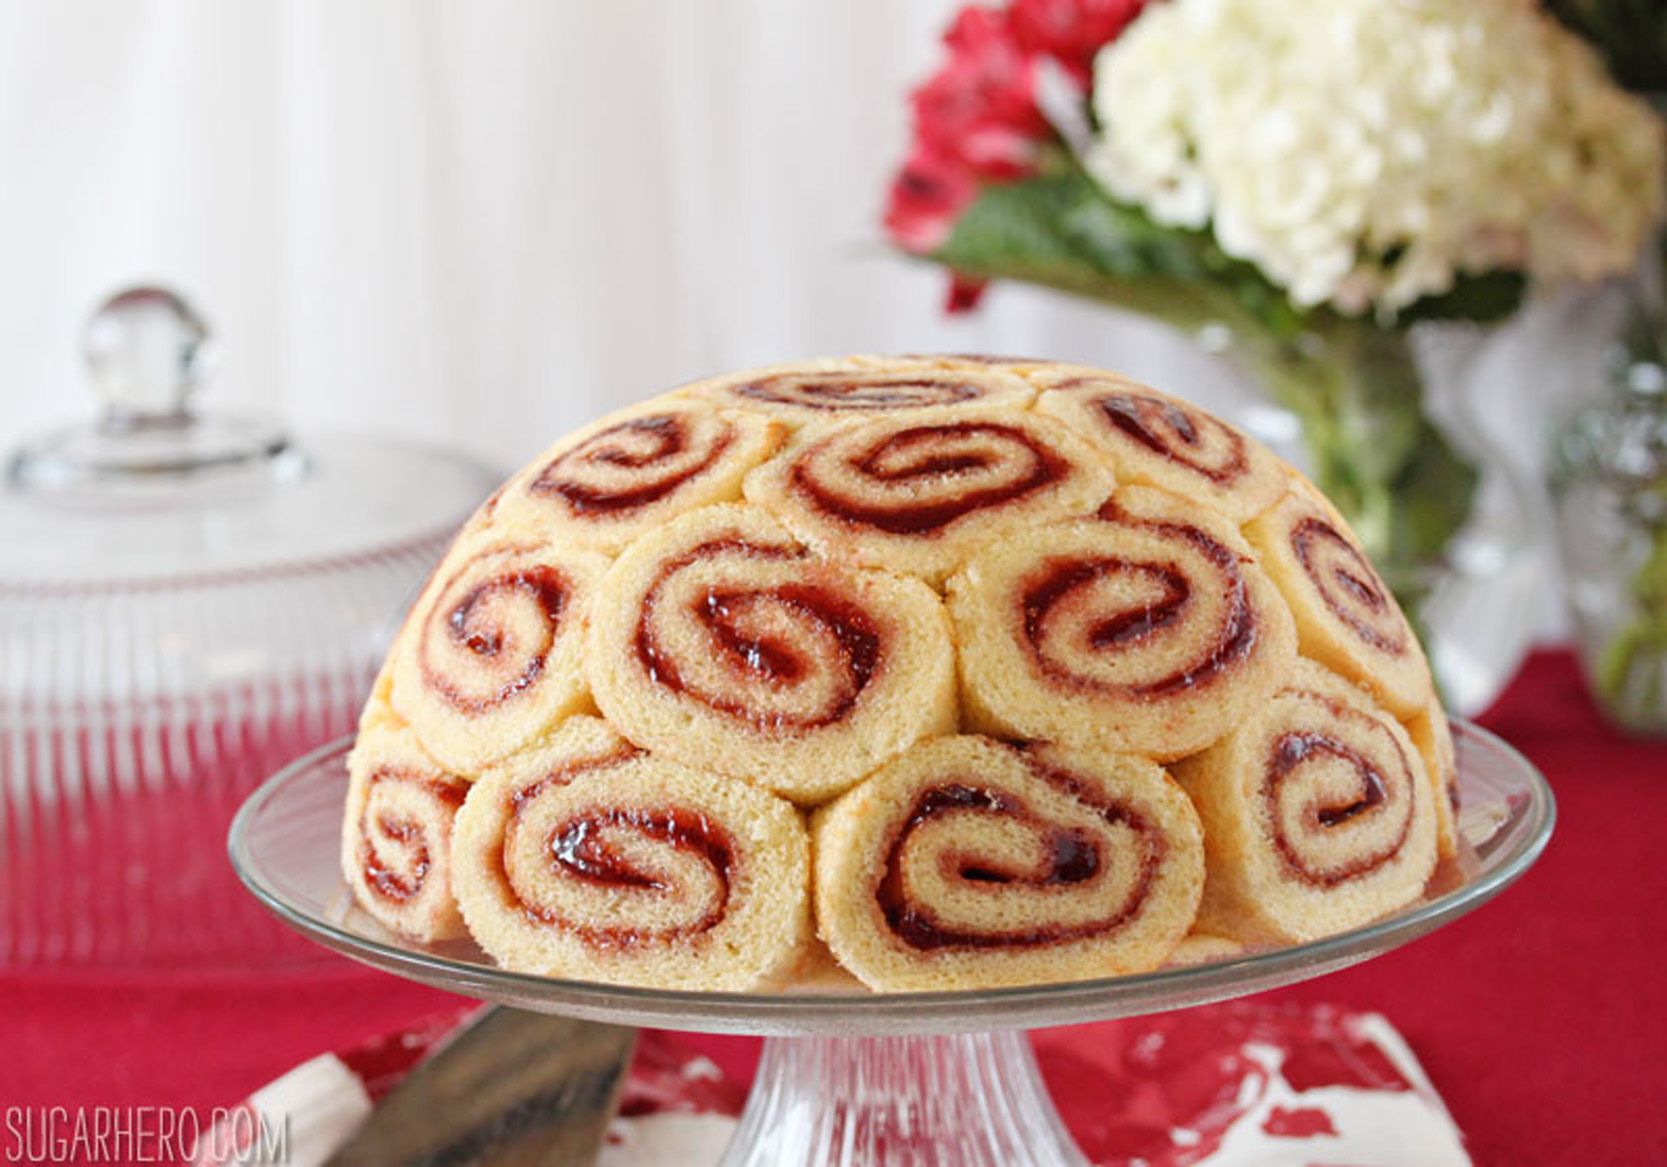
left=343, top=355, right=1453, bottom=992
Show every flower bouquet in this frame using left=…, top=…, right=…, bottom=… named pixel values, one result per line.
left=886, top=0, right=1664, bottom=663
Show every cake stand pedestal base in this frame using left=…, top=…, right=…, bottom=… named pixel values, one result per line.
left=717, top=1030, right=1089, bottom=1167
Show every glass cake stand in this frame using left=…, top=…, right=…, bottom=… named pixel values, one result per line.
left=229, top=721, right=1553, bottom=1167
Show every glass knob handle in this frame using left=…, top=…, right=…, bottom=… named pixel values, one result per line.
left=83, top=286, right=218, bottom=430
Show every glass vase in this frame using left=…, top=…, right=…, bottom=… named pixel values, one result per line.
left=1551, top=297, right=1667, bottom=735
left=1215, top=316, right=1541, bottom=715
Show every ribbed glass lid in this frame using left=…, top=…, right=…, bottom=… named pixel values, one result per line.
left=3, top=287, right=497, bottom=584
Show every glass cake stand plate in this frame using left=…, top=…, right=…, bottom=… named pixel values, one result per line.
left=230, top=721, right=1552, bottom=1167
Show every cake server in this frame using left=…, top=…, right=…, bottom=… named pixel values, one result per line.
left=323, top=1007, right=636, bottom=1167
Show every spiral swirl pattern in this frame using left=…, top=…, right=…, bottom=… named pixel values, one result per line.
left=1174, top=662, right=1437, bottom=943
left=1246, top=485, right=1431, bottom=716
left=636, top=541, right=879, bottom=732
left=1291, top=518, right=1408, bottom=655
left=452, top=717, right=811, bottom=990
left=814, top=735, right=1204, bottom=990
left=690, top=358, right=1034, bottom=422
left=744, top=411, right=1115, bottom=582
left=495, top=406, right=783, bottom=552
left=1263, top=717, right=1412, bottom=887
left=588, top=505, right=956, bottom=803
left=390, top=536, right=609, bottom=773
left=342, top=722, right=470, bottom=942
left=1038, top=374, right=1285, bottom=521
left=949, top=487, right=1296, bottom=760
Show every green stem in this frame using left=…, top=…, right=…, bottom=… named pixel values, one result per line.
left=1596, top=517, right=1667, bottom=728
left=1231, top=318, right=1480, bottom=616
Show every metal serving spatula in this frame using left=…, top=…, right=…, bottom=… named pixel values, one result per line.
left=324, top=1008, right=637, bottom=1167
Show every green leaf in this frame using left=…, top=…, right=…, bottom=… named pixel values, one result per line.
left=929, top=165, right=1530, bottom=330
left=1397, top=271, right=1527, bottom=327
left=929, top=168, right=1304, bottom=337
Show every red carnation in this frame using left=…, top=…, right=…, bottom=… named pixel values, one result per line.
left=912, top=7, right=1048, bottom=181
left=884, top=144, right=979, bottom=255
left=884, top=0, right=1147, bottom=285
left=1009, top=0, right=1144, bottom=88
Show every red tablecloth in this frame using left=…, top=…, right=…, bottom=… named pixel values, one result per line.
left=4, top=651, right=1663, bottom=1165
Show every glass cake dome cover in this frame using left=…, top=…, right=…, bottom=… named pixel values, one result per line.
left=0, top=286, right=499, bottom=970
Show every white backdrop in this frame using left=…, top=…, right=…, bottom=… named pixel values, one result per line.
left=0, top=0, right=1244, bottom=473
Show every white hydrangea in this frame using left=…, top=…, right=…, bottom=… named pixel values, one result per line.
left=1086, top=0, right=1666, bottom=316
